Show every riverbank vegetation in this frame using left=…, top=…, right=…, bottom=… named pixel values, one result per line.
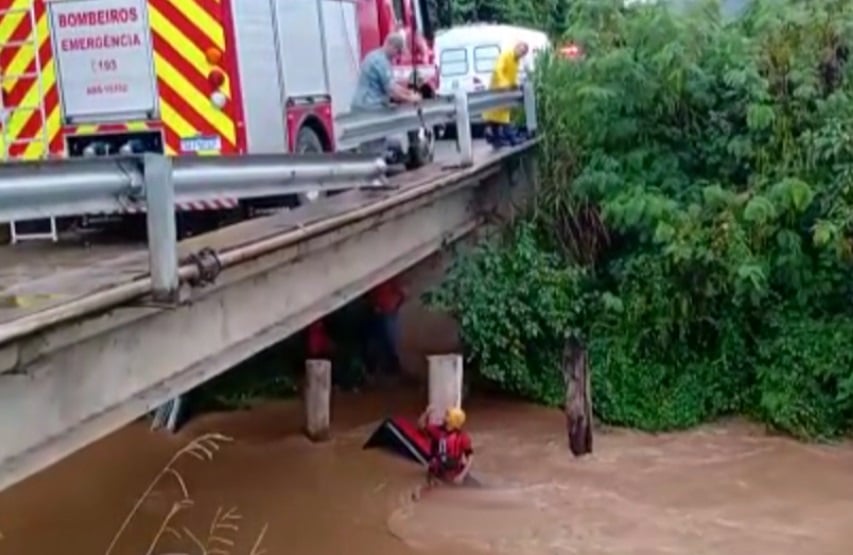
left=428, top=0, right=853, bottom=440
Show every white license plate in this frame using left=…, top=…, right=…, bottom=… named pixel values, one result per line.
left=180, top=135, right=221, bottom=153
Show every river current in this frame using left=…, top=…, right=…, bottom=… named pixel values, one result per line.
left=1, top=388, right=851, bottom=555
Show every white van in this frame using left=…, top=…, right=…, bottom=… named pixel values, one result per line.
left=435, top=24, right=551, bottom=99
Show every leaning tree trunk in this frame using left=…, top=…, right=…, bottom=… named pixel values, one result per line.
left=562, top=335, right=593, bottom=456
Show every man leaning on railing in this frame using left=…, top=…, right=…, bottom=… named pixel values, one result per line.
left=350, top=31, right=422, bottom=158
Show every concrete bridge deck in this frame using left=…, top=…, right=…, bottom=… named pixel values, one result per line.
left=0, top=138, right=537, bottom=492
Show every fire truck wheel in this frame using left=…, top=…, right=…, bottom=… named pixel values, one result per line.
left=405, top=127, right=435, bottom=170
left=296, top=126, right=326, bottom=205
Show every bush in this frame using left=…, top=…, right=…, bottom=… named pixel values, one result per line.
left=430, top=0, right=853, bottom=439
left=756, top=314, right=853, bottom=440
left=427, top=224, right=591, bottom=405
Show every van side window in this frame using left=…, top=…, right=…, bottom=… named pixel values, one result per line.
left=440, top=48, right=468, bottom=77
left=473, top=45, right=501, bottom=73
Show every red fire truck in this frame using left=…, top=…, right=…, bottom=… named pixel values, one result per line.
left=0, top=0, right=437, bottom=226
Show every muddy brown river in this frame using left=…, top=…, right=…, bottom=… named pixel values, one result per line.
left=0, top=388, right=852, bottom=555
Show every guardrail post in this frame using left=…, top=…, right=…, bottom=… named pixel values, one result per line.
left=454, top=88, right=474, bottom=167
left=143, top=153, right=179, bottom=303
left=523, top=80, right=538, bottom=135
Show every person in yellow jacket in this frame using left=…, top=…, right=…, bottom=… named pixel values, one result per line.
left=483, top=42, right=529, bottom=147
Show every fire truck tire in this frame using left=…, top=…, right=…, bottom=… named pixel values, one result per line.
left=296, top=126, right=326, bottom=205
left=296, top=125, right=324, bottom=154
left=405, top=127, right=435, bottom=170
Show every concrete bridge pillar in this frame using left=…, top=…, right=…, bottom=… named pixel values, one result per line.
left=304, top=359, right=331, bottom=441
left=427, top=354, right=464, bottom=426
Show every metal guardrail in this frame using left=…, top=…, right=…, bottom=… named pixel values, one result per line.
left=335, top=81, right=537, bottom=163
left=467, top=88, right=525, bottom=114
left=336, top=96, right=456, bottom=151
left=0, top=83, right=535, bottom=225
left=0, top=82, right=537, bottom=302
left=0, top=153, right=388, bottom=223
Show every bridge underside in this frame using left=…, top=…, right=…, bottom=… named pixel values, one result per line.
left=0, top=141, right=537, bottom=492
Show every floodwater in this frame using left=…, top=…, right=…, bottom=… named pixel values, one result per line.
left=1, top=389, right=852, bottom=555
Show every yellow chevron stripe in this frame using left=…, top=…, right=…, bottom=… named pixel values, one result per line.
left=160, top=97, right=201, bottom=142
left=0, top=58, right=54, bottom=156
left=161, top=100, right=218, bottom=155
left=148, top=4, right=230, bottom=97
left=0, top=0, right=31, bottom=48
left=2, top=11, right=48, bottom=93
left=153, top=51, right=235, bottom=143
left=22, top=103, right=59, bottom=158
left=0, top=5, right=59, bottom=160
left=126, top=121, right=150, bottom=131
left=1, top=1, right=236, bottom=159
left=74, top=124, right=99, bottom=134
left=164, top=0, right=224, bottom=51
left=2, top=42, right=36, bottom=92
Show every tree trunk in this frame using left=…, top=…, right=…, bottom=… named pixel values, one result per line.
left=562, top=335, right=593, bottom=456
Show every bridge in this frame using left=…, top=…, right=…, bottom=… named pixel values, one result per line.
left=0, top=91, right=538, bottom=493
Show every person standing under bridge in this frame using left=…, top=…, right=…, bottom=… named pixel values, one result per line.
left=365, top=277, right=406, bottom=383
left=483, top=42, right=530, bottom=148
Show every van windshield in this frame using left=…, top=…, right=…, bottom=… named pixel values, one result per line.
left=473, top=44, right=501, bottom=73
left=440, top=48, right=468, bottom=77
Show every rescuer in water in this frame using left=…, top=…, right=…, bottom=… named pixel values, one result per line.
left=351, top=32, right=422, bottom=159
left=483, top=41, right=530, bottom=148
left=418, top=405, right=475, bottom=488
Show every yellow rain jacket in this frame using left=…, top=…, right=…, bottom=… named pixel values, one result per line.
left=483, top=48, right=520, bottom=125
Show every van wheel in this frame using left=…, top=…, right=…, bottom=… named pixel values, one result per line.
left=296, top=126, right=325, bottom=205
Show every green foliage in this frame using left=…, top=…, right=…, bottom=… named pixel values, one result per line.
left=431, top=0, right=853, bottom=440
left=197, top=337, right=302, bottom=411
left=433, top=0, right=571, bottom=37
left=427, top=224, right=590, bottom=405
left=755, top=314, right=853, bottom=440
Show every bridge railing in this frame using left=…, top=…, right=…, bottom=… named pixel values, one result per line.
left=0, top=83, right=536, bottom=304
left=335, top=81, right=537, bottom=166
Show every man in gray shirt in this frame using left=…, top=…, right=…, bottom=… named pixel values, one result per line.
left=351, top=32, right=422, bottom=112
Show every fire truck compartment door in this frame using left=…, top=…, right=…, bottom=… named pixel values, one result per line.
left=321, top=0, right=360, bottom=117
left=273, top=0, right=330, bottom=99
left=49, top=0, right=158, bottom=123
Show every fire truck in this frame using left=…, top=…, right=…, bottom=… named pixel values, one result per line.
left=0, top=0, right=437, bottom=238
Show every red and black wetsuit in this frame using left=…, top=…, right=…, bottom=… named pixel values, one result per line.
left=423, top=424, right=473, bottom=482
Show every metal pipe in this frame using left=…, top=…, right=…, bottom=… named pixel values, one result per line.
left=0, top=160, right=499, bottom=347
